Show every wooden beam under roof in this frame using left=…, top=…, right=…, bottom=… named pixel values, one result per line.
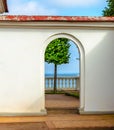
left=0, top=0, right=8, bottom=13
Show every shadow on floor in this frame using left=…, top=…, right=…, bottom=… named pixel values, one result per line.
left=45, top=94, right=79, bottom=114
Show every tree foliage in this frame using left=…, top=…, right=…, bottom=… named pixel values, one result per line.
left=45, top=38, right=70, bottom=65
left=45, top=38, right=71, bottom=93
left=103, top=0, right=114, bottom=16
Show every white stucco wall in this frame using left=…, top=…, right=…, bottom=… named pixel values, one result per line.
left=82, top=30, right=114, bottom=113
left=0, top=22, right=114, bottom=115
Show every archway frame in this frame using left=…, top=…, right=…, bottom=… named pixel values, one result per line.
left=41, top=33, right=85, bottom=113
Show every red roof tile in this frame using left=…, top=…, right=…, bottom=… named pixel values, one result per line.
left=0, top=16, right=114, bottom=22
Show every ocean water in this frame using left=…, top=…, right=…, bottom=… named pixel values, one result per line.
left=45, top=73, right=79, bottom=77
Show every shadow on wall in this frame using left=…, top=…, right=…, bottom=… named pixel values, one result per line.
left=86, top=31, right=114, bottom=110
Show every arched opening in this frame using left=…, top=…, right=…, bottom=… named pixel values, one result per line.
left=42, top=33, right=85, bottom=114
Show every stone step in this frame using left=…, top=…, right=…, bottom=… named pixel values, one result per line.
left=46, top=107, right=79, bottom=114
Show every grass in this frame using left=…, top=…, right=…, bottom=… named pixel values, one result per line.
left=45, top=90, right=65, bottom=94
left=65, top=91, right=79, bottom=99
left=45, top=90, right=80, bottom=98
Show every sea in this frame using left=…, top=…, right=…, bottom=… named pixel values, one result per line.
left=45, top=73, right=79, bottom=77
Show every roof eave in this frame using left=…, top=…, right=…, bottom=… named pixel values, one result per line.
left=0, top=16, right=114, bottom=22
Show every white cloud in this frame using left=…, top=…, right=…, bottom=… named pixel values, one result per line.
left=8, top=0, right=57, bottom=15
left=49, top=0, right=99, bottom=7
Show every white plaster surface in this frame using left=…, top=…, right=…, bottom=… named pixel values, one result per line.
left=0, top=23, right=114, bottom=115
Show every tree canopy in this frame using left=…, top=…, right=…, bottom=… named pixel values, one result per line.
left=45, top=38, right=70, bottom=65
left=103, top=0, right=114, bottom=16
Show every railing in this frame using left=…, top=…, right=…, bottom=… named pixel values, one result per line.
left=45, top=77, right=80, bottom=90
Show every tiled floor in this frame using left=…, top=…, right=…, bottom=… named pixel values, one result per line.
left=0, top=94, right=113, bottom=129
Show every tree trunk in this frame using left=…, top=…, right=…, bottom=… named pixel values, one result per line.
left=54, top=64, right=57, bottom=93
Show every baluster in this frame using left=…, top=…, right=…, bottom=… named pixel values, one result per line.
left=76, top=77, right=80, bottom=90
left=69, top=78, right=70, bottom=89
left=58, top=78, right=60, bottom=89
left=47, top=78, right=49, bottom=89
left=48, top=78, right=50, bottom=89
left=72, top=78, right=74, bottom=89
left=74, top=78, right=77, bottom=90
left=64, top=78, right=67, bottom=89
left=49, top=78, right=51, bottom=89
left=50, top=78, right=53, bottom=89
left=63, top=78, right=64, bottom=89
left=67, top=78, right=68, bottom=89
left=72, top=78, right=75, bottom=89
left=61, top=78, right=63, bottom=89
left=45, top=78, right=46, bottom=89
left=74, top=78, right=76, bottom=89
left=45, top=79, right=48, bottom=89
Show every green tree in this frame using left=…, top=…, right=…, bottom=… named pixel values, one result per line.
left=103, top=0, right=114, bottom=16
left=45, top=38, right=70, bottom=93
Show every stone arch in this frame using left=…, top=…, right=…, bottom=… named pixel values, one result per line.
left=41, top=33, right=85, bottom=113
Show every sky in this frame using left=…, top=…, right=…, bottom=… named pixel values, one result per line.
left=6, top=0, right=107, bottom=16
left=5, top=0, right=107, bottom=75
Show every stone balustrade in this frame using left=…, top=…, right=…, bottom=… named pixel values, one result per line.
left=45, top=76, right=80, bottom=90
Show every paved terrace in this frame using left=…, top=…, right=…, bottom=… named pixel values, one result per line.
left=0, top=94, right=113, bottom=130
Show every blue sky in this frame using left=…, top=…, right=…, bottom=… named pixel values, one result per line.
left=7, top=0, right=107, bottom=16
left=5, top=0, right=107, bottom=75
